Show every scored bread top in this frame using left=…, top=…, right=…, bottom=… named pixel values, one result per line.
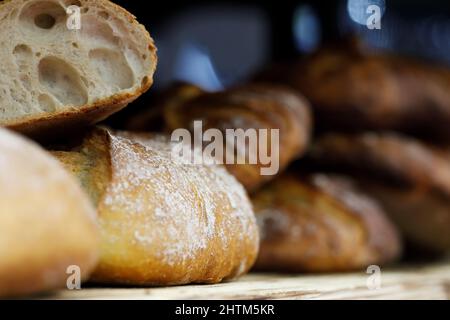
left=52, top=128, right=260, bottom=285
left=0, top=0, right=157, bottom=135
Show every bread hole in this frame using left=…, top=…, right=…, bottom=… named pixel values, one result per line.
left=34, top=13, right=56, bottom=29
left=38, top=56, right=88, bottom=106
left=81, top=7, right=89, bottom=13
left=38, top=94, right=56, bottom=112
left=72, top=42, right=79, bottom=48
left=89, top=48, right=134, bottom=90
left=13, top=45, right=33, bottom=70
left=19, top=1, right=66, bottom=32
left=13, top=44, right=33, bottom=61
left=80, top=15, right=118, bottom=47
left=36, top=52, right=42, bottom=57
left=98, top=11, right=110, bottom=20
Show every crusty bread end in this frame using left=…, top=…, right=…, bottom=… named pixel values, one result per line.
left=0, top=0, right=157, bottom=136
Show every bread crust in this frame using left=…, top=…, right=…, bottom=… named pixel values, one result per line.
left=0, top=128, right=99, bottom=298
left=52, top=127, right=259, bottom=286
left=164, top=83, right=313, bottom=192
left=311, top=133, right=450, bottom=194
left=252, top=173, right=401, bottom=272
left=359, top=180, right=450, bottom=253
left=310, top=132, right=450, bottom=253
left=1, top=0, right=157, bottom=138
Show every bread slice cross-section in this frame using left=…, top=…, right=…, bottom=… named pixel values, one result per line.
left=0, top=0, right=157, bottom=136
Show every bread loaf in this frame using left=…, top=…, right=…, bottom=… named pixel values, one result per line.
left=255, top=39, right=450, bottom=141
left=0, top=127, right=99, bottom=297
left=0, top=0, right=157, bottom=136
left=164, top=83, right=313, bottom=192
left=311, top=132, right=450, bottom=253
left=52, top=127, right=259, bottom=285
left=252, top=173, right=401, bottom=272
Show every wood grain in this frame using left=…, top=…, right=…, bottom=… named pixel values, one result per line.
left=46, top=262, right=450, bottom=300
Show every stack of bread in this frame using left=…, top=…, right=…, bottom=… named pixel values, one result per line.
left=127, top=40, right=450, bottom=272
left=253, top=38, right=450, bottom=257
left=0, top=0, right=259, bottom=298
left=0, top=0, right=448, bottom=299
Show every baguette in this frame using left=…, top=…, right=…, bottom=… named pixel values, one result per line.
left=52, top=127, right=259, bottom=285
left=0, top=0, right=157, bottom=136
left=0, top=127, right=99, bottom=297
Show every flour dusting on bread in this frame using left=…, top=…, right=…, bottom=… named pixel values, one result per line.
left=106, top=132, right=258, bottom=267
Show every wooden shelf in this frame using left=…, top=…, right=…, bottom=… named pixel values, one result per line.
left=47, top=262, right=450, bottom=300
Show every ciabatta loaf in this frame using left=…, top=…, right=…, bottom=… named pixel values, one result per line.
left=0, top=0, right=157, bottom=136
left=0, top=127, right=99, bottom=297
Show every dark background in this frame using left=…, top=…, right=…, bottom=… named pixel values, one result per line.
left=112, top=0, right=450, bottom=91
left=106, top=0, right=450, bottom=127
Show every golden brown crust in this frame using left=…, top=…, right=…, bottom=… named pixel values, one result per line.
left=252, top=173, right=401, bottom=272
left=311, top=132, right=450, bottom=197
left=359, top=180, right=450, bottom=254
left=2, top=0, right=158, bottom=139
left=7, top=93, right=131, bottom=140
left=310, top=132, right=450, bottom=253
left=53, top=127, right=259, bottom=286
left=255, top=40, right=450, bottom=141
left=0, top=128, right=99, bottom=298
left=164, top=83, right=313, bottom=192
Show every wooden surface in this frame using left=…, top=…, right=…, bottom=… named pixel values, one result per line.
left=48, top=262, right=450, bottom=300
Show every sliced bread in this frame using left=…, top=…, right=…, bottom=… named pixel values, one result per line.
left=0, top=0, right=157, bottom=135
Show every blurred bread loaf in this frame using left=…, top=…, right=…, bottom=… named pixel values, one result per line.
left=164, top=83, right=313, bottom=192
left=0, top=127, right=99, bottom=298
left=252, top=173, right=401, bottom=272
left=52, top=127, right=259, bottom=285
left=0, top=0, right=157, bottom=136
left=255, top=39, right=450, bottom=141
left=311, top=132, right=450, bottom=253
